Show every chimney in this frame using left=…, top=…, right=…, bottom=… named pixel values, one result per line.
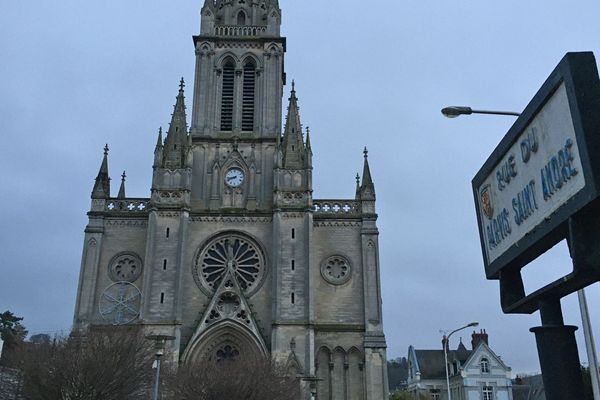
left=471, top=329, right=489, bottom=349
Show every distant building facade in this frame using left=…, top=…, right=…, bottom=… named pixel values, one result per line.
left=512, top=375, right=545, bottom=400
left=72, top=1, right=388, bottom=399
left=407, top=330, right=513, bottom=400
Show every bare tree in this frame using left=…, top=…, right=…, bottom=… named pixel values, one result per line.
left=14, top=328, right=155, bottom=400
left=169, top=357, right=302, bottom=400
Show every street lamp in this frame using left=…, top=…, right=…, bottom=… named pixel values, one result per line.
left=441, top=106, right=521, bottom=118
left=146, top=334, right=176, bottom=400
left=443, top=322, right=479, bottom=400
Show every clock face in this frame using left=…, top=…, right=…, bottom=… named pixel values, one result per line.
left=225, top=168, right=245, bottom=187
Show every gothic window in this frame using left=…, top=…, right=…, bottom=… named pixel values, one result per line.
left=220, top=60, right=235, bottom=131
left=237, top=10, right=247, bottom=26
left=216, top=344, right=240, bottom=362
left=194, top=233, right=267, bottom=296
left=321, top=255, right=352, bottom=285
left=481, top=358, right=490, bottom=373
left=241, top=60, right=256, bottom=132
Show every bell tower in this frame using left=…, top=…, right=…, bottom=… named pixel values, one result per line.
left=191, top=0, right=285, bottom=138
left=73, top=3, right=389, bottom=399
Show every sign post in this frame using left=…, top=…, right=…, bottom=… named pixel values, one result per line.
left=473, top=52, right=600, bottom=400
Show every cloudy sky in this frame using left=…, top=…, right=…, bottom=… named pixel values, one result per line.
left=2, top=0, right=600, bottom=374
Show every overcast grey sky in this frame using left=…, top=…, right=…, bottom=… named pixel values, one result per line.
left=2, top=0, right=600, bottom=374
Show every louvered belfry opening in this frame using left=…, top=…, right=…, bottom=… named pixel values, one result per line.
left=220, top=61, right=235, bottom=131
left=242, top=61, right=256, bottom=132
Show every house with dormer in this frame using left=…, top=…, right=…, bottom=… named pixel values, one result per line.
left=407, top=330, right=513, bottom=400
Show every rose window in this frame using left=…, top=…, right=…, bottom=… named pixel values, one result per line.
left=99, top=282, right=142, bottom=325
left=321, top=255, right=352, bottom=285
left=194, top=234, right=266, bottom=296
left=108, top=252, right=143, bottom=282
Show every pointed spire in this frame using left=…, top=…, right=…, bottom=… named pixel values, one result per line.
left=305, top=126, right=312, bottom=151
left=91, top=144, right=111, bottom=199
left=359, top=147, right=376, bottom=200
left=155, top=127, right=163, bottom=148
left=164, top=78, right=189, bottom=168
left=362, top=147, right=373, bottom=186
left=118, top=171, right=126, bottom=199
left=281, top=81, right=306, bottom=169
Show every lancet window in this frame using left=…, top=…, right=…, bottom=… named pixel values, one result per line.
left=242, top=60, right=256, bottom=132
left=220, top=60, right=235, bottom=131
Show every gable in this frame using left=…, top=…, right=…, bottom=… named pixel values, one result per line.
left=463, top=342, right=510, bottom=374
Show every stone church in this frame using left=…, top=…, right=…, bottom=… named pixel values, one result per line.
left=73, top=1, right=388, bottom=398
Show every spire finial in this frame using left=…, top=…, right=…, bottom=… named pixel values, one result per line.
left=305, top=126, right=312, bottom=152
left=356, top=173, right=360, bottom=185
left=359, top=146, right=375, bottom=199
left=179, top=77, right=185, bottom=92
left=92, top=144, right=111, bottom=199
left=291, top=79, right=295, bottom=92
left=118, top=171, right=127, bottom=199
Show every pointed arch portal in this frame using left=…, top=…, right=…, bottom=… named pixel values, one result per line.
left=183, top=320, right=267, bottom=365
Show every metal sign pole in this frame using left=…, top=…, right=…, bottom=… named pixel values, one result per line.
left=579, top=288, right=600, bottom=400
left=530, top=299, right=585, bottom=400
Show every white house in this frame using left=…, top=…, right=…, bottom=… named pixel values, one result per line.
left=407, top=330, right=513, bottom=400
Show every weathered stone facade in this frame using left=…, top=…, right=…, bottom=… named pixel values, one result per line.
left=73, top=1, right=388, bottom=399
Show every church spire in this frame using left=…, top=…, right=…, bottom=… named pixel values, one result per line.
left=305, top=126, right=312, bottom=153
left=118, top=171, right=126, bottom=199
left=153, top=127, right=164, bottom=168
left=359, top=147, right=376, bottom=200
left=281, top=81, right=307, bottom=169
left=91, top=144, right=111, bottom=199
left=163, top=78, right=189, bottom=169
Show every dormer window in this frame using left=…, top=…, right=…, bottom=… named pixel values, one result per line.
left=237, top=10, right=247, bottom=26
left=481, top=358, right=490, bottom=373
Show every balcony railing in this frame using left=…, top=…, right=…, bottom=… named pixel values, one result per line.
left=105, top=199, right=150, bottom=214
left=313, top=200, right=360, bottom=217
left=214, top=25, right=268, bottom=37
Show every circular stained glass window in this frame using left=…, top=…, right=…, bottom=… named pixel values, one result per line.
left=194, top=233, right=266, bottom=297
left=321, top=255, right=352, bottom=285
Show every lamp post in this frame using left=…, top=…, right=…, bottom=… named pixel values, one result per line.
left=146, top=334, right=175, bottom=400
left=443, top=322, right=479, bottom=400
left=441, top=104, right=600, bottom=400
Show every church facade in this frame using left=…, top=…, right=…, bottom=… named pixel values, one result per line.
left=73, top=1, right=388, bottom=399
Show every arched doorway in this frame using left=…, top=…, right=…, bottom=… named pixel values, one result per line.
left=182, top=320, right=267, bottom=365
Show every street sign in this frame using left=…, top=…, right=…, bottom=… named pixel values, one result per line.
left=473, top=52, right=600, bottom=280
